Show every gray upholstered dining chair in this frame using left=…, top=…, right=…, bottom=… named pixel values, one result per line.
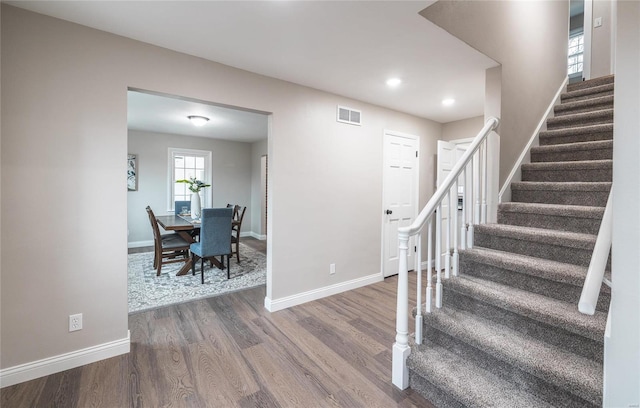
left=190, top=208, right=233, bottom=283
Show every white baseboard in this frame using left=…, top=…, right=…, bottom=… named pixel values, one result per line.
left=128, top=240, right=153, bottom=248
left=421, top=260, right=436, bottom=270
left=0, top=331, right=130, bottom=388
left=264, top=273, right=383, bottom=312
left=248, top=232, right=266, bottom=240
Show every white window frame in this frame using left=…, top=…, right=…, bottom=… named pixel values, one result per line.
left=167, top=148, right=212, bottom=212
left=568, top=31, right=585, bottom=77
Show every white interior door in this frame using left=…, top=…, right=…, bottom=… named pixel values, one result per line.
left=383, top=132, right=419, bottom=277
left=437, top=140, right=456, bottom=266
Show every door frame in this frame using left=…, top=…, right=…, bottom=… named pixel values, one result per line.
left=381, top=129, right=420, bottom=277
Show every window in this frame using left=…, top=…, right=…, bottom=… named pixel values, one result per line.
left=568, top=33, right=584, bottom=75
left=168, top=148, right=212, bottom=211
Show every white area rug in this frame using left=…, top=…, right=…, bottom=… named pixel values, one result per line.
left=128, top=243, right=266, bottom=313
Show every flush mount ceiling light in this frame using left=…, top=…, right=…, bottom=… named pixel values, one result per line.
left=386, top=78, right=402, bottom=87
left=442, top=98, right=456, bottom=106
left=188, top=115, right=209, bottom=126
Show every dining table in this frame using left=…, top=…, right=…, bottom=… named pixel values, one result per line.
left=155, top=214, right=224, bottom=276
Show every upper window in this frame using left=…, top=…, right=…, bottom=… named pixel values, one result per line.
left=168, top=148, right=212, bottom=211
left=568, top=33, right=584, bottom=76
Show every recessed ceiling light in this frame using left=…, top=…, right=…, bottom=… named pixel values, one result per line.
left=386, top=78, right=402, bottom=87
left=442, top=98, right=455, bottom=106
left=188, top=115, right=209, bottom=126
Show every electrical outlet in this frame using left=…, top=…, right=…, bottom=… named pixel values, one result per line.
left=330, top=263, right=336, bottom=275
left=69, top=313, right=82, bottom=332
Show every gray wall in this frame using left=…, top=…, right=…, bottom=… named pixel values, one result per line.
left=441, top=116, right=484, bottom=142
left=1, top=5, right=441, bottom=372
left=422, top=0, right=569, bottom=187
left=127, top=130, right=256, bottom=245
left=590, top=0, right=613, bottom=78
left=606, top=1, right=640, bottom=404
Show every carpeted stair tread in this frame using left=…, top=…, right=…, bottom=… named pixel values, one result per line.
left=498, top=202, right=604, bottom=234
left=511, top=181, right=611, bottom=192
left=566, top=75, right=614, bottom=92
left=531, top=140, right=612, bottom=162
left=539, top=123, right=613, bottom=145
left=554, top=95, right=614, bottom=116
left=511, top=181, right=611, bottom=206
left=521, top=160, right=612, bottom=182
left=561, top=83, right=614, bottom=103
left=475, top=223, right=595, bottom=250
left=408, top=340, right=555, bottom=408
left=423, top=307, right=603, bottom=406
left=546, top=108, right=613, bottom=130
left=473, top=224, right=597, bottom=267
left=460, top=247, right=588, bottom=287
left=499, top=202, right=604, bottom=219
left=445, top=273, right=607, bottom=341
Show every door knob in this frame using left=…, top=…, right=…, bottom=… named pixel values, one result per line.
left=386, top=209, right=393, bottom=215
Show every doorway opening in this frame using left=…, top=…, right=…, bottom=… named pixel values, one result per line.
left=126, top=88, right=270, bottom=313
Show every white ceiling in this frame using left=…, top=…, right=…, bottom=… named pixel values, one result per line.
left=128, top=91, right=269, bottom=143
left=8, top=1, right=499, bottom=140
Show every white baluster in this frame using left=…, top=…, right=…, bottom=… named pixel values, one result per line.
left=392, top=232, right=410, bottom=389
left=415, top=233, right=422, bottom=345
left=460, top=167, right=467, bottom=251
left=435, top=203, right=442, bottom=308
left=475, top=150, right=481, bottom=226
left=468, top=156, right=475, bottom=248
left=452, top=180, right=459, bottom=277
left=445, top=191, right=451, bottom=279
left=481, top=140, right=488, bottom=224
left=426, top=219, right=433, bottom=313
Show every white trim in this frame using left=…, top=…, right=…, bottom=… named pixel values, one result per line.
left=249, top=232, right=267, bottom=240
left=128, top=240, right=154, bottom=248
left=381, top=130, right=420, bottom=278
left=421, top=259, right=435, bottom=270
left=583, top=0, right=593, bottom=80
left=499, top=77, right=568, bottom=203
left=264, top=273, right=382, bottom=312
left=0, top=331, right=130, bottom=388
left=610, top=0, right=617, bottom=74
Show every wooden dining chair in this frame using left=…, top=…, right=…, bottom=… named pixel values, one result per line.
left=190, top=208, right=233, bottom=283
left=230, top=205, right=247, bottom=263
left=146, top=206, right=191, bottom=276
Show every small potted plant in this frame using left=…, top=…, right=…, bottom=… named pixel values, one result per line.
left=176, top=177, right=211, bottom=219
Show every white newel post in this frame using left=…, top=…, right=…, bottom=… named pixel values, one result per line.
left=392, top=231, right=411, bottom=389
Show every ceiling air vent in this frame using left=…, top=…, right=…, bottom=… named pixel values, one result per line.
left=337, top=105, right=362, bottom=126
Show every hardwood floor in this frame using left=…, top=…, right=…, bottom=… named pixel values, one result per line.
left=1, top=273, right=435, bottom=408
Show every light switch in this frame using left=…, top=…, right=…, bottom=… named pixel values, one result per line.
left=594, top=17, right=603, bottom=28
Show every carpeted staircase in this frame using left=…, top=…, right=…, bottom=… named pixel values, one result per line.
left=407, top=75, right=614, bottom=407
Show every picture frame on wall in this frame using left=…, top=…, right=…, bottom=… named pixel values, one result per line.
left=127, top=154, right=138, bottom=191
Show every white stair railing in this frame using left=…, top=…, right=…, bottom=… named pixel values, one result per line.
left=392, top=117, right=500, bottom=389
left=579, top=189, right=613, bottom=315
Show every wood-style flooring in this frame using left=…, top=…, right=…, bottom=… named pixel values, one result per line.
left=1, top=272, right=435, bottom=407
